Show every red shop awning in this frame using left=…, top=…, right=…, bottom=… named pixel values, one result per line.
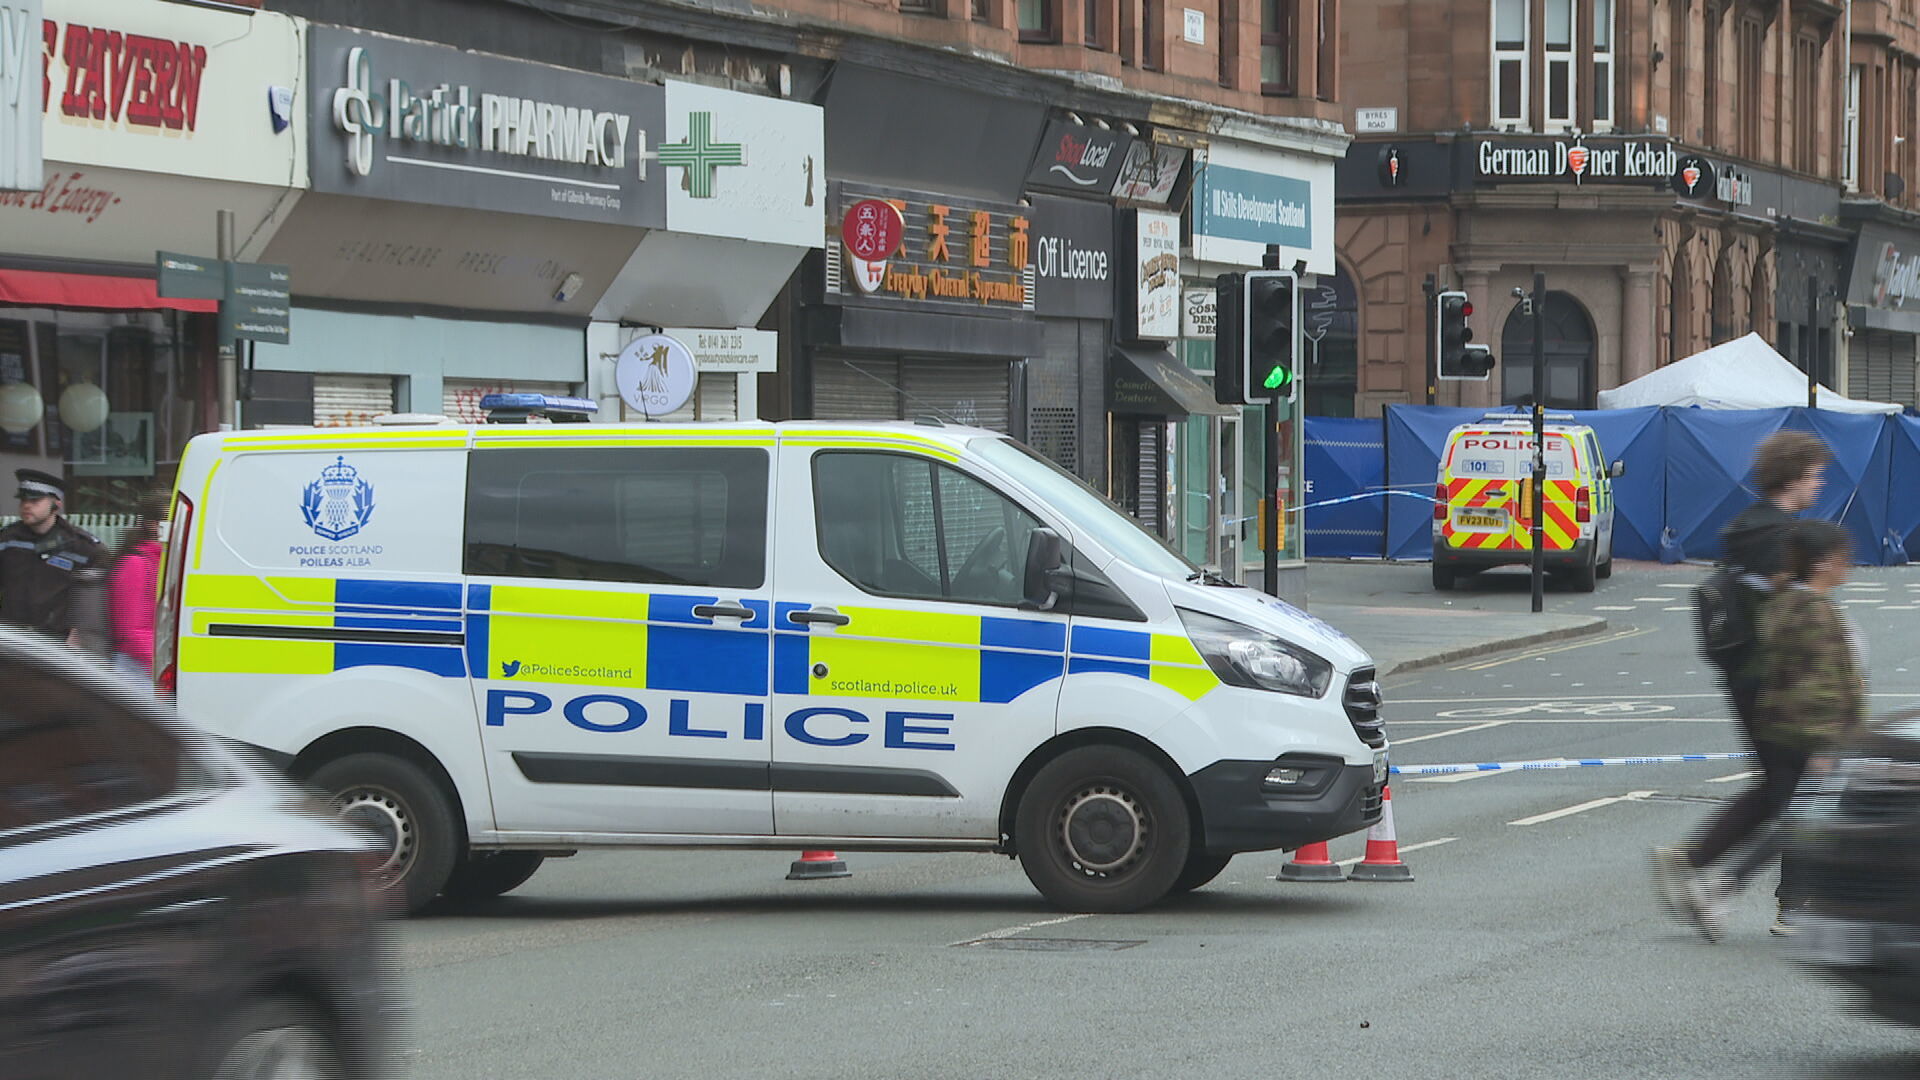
left=0, top=268, right=220, bottom=313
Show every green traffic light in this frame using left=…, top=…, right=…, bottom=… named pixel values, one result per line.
left=1263, top=366, right=1292, bottom=390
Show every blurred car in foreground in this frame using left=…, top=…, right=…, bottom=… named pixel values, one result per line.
left=0, top=630, right=398, bottom=1079
left=1784, top=712, right=1920, bottom=1025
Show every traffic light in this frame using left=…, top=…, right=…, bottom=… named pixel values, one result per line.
left=1212, top=269, right=1298, bottom=405
left=1244, top=269, right=1298, bottom=400
left=1436, top=290, right=1494, bottom=380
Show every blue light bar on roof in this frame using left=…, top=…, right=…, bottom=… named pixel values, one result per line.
left=479, top=393, right=599, bottom=424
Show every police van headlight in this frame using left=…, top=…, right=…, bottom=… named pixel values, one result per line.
left=1179, top=610, right=1333, bottom=699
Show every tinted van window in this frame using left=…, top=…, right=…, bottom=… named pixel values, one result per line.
left=814, top=452, right=1040, bottom=607
left=466, top=448, right=769, bottom=588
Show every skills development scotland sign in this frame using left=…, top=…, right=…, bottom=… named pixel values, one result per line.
left=1190, top=143, right=1331, bottom=274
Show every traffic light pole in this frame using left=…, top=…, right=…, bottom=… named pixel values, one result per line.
left=1530, top=271, right=1547, bottom=615
left=1261, top=244, right=1282, bottom=597
left=1264, top=389, right=1281, bottom=597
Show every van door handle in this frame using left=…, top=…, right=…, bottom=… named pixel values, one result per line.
left=692, top=603, right=754, bottom=621
left=787, top=608, right=851, bottom=627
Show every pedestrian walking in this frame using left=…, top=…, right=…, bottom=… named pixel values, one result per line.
left=1727, top=522, right=1866, bottom=928
left=0, top=469, right=110, bottom=647
left=106, top=491, right=167, bottom=682
left=1650, top=430, right=1831, bottom=939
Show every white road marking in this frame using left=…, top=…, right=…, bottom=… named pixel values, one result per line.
left=1393, top=720, right=1511, bottom=744
left=1844, top=585, right=1889, bottom=592
left=1594, top=605, right=1638, bottom=611
left=1657, top=583, right=1693, bottom=589
left=1706, top=770, right=1755, bottom=784
left=1883, top=605, right=1920, bottom=611
left=950, top=912, right=1094, bottom=947
left=1509, top=790, right=1657, bottom=826
left=1843, top=599, right=1885, bottom=605
left=1664, top=605, right=1691, bottom=611
left=1335, top=837, right=1459, bottom=866
left=1633, top=597, right=1671, bottom=602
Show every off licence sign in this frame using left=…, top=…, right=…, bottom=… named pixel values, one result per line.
left=842, top=199, right=903, bottom=261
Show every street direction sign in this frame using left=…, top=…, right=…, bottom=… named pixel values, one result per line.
left=157, top=251, right=293, bottom=344
left=225, top=261, right=291, bottom=345
left=156, top=252, right=225, bottom=301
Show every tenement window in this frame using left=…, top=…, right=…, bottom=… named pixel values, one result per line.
left=1492, top=0, right=1528, bottom=127
left=1262, top=0, right=1295, bottom=94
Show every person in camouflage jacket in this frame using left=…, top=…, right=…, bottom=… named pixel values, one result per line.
left=1754, top=542, right=1866, bottom=754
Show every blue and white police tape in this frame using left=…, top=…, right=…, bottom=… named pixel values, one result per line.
left=1390, top=752, right=1754, bottom=778
left=1226, top=489, right=1443, bottom=525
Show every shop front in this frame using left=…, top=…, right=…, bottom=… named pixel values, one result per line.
left=1841, top=208, right=1920, bottom=408
left=1337, top=134, right=1846, bottom=418
left=0, top=0, right=306, bottom=514
left=808, top=182, right=1039, bottom=431
left=259, top=26, right=821, bottom=425
left=1179, top=132, right=1339, bottom=598
left=1026, top=192, right=1115, bottom=482
left=795, top=66, right=1048, bottom=437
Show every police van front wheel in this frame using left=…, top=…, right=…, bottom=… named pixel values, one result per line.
left=309, top=753, right=458, bottom=915
left=1015, top=746, right=1192, bottom=913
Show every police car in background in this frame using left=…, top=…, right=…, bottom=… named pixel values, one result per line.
left=1432, top=414, right=1624, bottom=592
left=159, top=395, right=1387, bottom=914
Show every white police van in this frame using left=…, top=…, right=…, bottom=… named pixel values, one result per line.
left=159, top=396, right=1387, bottom=913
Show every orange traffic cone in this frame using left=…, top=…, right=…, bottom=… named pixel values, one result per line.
left=1347, top=785, right=1413, bottom=882
left=1277, top=840, right=1346, bottom=882
left=786, top=850, right=851, bottom=880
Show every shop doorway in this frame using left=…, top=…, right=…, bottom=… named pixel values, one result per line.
left=1500, top=292, right=1597, bottom=409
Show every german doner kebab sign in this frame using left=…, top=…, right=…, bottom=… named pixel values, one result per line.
left=1476, top=136, right=1680, bottom=185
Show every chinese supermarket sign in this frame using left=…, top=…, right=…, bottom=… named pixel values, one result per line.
left=833, top=184, right=1036, bottom=313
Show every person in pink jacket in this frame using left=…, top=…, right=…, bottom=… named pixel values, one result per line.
left=107, top=491, right=167, bottom=681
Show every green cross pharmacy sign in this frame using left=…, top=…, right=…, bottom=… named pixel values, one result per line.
left=658, top=112, right=745, bottom=198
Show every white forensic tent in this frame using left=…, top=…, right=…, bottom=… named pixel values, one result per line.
left=1597, top=332, right=1902, bottom=414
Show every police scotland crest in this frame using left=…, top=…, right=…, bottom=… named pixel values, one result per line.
left=303, top=456, right=377, bottom=541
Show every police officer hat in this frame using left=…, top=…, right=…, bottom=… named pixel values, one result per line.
left=15, top=469, right=63, bottom=503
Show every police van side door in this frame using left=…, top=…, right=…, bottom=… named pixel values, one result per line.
left=464, top=438, right=776, bottom=837
left=767, top=439, right=1070, bottom=840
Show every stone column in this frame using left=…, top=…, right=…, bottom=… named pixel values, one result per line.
left=1621, top=266, right=1656, bottom=383
left=1459, top=268, right=1498, bottom=409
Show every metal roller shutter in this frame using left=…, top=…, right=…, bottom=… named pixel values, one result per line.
left=812, top=356, right=901, bottom=420
left=314, top=374, right=396, bottom=427
left=443, top=379, right=575, bottom=424
left=1894, top=333, right=1918, bottom=406
left=898, top=358, right=1012, bottom=432
left=1136, top=422, right=1164, bottom=533
left=649, top=373, right=740, bottom=422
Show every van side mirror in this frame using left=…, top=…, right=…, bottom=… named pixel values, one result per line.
left=1609, top=460, right=1626, bottom=479
left=1023, top=528, right=1064, bottom=611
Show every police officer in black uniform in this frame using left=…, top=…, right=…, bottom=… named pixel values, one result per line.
left=0, top=469, right=109, bottom=645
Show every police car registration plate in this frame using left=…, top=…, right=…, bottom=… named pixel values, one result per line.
left=1454, top=513, right=1503, bottom=530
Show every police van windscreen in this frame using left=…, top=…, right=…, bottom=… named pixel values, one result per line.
left=1447, top=432, right=1579, bottom=479
left=972, top=437, right=1195, bottom=577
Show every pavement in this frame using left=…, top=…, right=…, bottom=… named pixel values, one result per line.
left=1299, top=557, right=1642, bottom=675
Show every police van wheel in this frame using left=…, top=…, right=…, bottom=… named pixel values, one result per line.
left=1432, top=564, right=1455, bottom=591
left=441, top=852, right=545, bottom=902
left=1015, top=746, right=1191, bottom=913
left=309, top=753, right=458, bottom=915
left=1171, top=852, right=1233, bottom=894
left=1597, top=556, right=1614, bottom=580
